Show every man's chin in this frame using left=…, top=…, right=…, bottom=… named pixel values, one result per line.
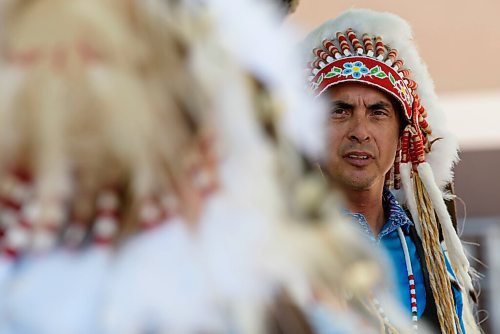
left=345, top=180, right=375, bottom=191
left=334, top=173, right=377, bottom=191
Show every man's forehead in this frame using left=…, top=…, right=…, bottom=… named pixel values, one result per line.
left=327, top=82, right=394, bottom=105
left=327, top=82, right=406, bottom=126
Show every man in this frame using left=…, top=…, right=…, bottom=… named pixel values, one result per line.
left=303, top=9, right=479, bottom=334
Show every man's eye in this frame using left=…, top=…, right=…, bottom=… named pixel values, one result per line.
left=330, top=108, right=348, bottom=118
left=372, top=110, right=389, bottom=117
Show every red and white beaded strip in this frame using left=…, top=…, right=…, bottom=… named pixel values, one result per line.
left=139, top=198, right=164, bottom=230
left=0, top=171, right=33, bottom=259
left=397, top=227, right=418, bottom=331
left=92, top=190, right=119, bottom=246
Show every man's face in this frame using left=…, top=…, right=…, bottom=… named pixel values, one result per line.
left=326, top=82, right=401, bottom=191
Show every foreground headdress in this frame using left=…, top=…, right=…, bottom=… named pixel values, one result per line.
left=0, top=1, right=408, bottom=333
left=303, top=9, right=478, bottom=334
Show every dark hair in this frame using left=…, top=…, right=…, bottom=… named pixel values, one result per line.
left=387, top=94, right=408, bottom=135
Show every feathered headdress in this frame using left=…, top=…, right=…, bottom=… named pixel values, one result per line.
left=303, top=9, right=478, bottom=334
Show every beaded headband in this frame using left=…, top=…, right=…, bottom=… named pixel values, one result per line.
left=307, top=29, right=433, bottom=189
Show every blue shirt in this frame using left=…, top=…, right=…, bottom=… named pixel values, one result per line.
left=346, top=189, right=427, bottom=319
left=346, top=188, right=464, bottom=333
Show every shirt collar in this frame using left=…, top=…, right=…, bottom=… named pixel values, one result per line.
left=380, top=188, right=413, bottom=237
left=344, top=188, right=413, bottom=241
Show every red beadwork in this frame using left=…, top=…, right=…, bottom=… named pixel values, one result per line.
left=406, top=78, right=418, bottom=89
left=313, top=48, right=330, bottom=61
left=3, top=247, right=18, bottom=259
left=310, top=59, right=322, bottom=69
left=401, top=129, right=411, bottom=163
left=362, top=33, right=374, bottom=53
left=386, top=49, right=398, bottom=63
left=375, top=36, right=385, bottom=57
left=346, top=28, right=363, bottom=52
left=323, top=40, right=341, bottom=58
left=336, top=32, right=350, bottom=54
left=393, top=59, right=404, bottom=69
left=418, top=115, right=430, bottom=132
left=0, top=197, right=21, bottom=211
left=399, top=68, right=412, bottom=78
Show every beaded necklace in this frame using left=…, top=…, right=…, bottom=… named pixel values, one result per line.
left=397, top=226, right=419, bottom=332
left=371, top=227, right=418, bottom=333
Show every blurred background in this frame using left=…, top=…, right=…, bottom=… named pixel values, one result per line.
left=288, top=1, right=500, bottom=332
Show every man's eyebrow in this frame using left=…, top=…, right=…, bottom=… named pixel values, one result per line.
left=367, top=101, right=393, bottom=110
left=330, top=101, right=354, bottom=109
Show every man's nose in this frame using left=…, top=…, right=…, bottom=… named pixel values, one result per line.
left=347, top=115, right=370, bottom=143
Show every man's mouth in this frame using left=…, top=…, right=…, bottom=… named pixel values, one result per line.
left=342, top=151, right=374, bottom=166
left=346, top=153, right=370, bottom=160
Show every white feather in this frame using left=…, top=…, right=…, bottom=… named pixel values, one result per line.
left=0, top=257, right=13, bottom=332
left=400, top=162, right=422, bottom=237
left=102, top=218, right=226, bottom=334
left=207, top=0, right=327, bottom=160
left=461, top=293, right=481, bottom=334
left=3, top=248, right=109, bottom=334
left=417, top=163, right=472, bottom=292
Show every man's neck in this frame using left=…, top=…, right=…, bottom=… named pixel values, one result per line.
left=343, top=184, right=386, bottom=237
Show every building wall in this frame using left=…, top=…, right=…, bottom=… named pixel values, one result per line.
left=455, top=149, right=500, bottom=218
left=455, top=150, right=500, bottom=333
